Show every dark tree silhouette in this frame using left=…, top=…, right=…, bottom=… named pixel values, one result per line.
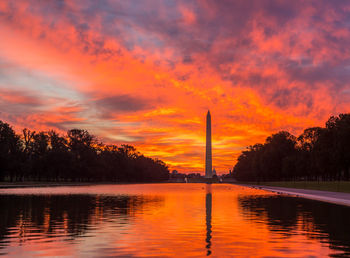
left=233, top=113, right=350, bottom=182
left=0, top=121, right=169, bottom=182
left=0, top=121, right=22, bottom=181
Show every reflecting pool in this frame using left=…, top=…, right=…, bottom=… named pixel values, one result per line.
left=0, top=183, right=349, bottom=257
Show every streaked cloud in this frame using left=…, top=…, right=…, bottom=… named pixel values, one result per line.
left=1, top=0, right=350, bottom=173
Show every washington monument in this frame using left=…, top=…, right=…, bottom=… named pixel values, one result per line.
left=205, top=110, right=212, bottom=178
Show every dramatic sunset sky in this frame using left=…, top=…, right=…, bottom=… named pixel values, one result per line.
left=1, top=1, right=350, bottom=174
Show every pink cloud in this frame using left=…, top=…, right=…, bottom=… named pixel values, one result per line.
left=1, top=0, right=350, bottom=173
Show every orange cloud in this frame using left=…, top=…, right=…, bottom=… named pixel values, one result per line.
left=1, top=1, right=350, bottom=174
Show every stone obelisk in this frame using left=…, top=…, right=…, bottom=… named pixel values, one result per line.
left=205, top=110, right=212, bottom=178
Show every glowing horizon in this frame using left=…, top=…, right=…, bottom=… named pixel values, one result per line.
left=1, top=1, right=350, bottom=174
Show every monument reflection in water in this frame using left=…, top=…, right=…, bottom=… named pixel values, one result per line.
left=205, top=184, right=212, bottom=256
left=1, top=184, right=350, bottom=257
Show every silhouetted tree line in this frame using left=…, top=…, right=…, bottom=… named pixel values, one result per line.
left=233, top=113, right=350, bottom=181
left=0, top=120, right=169, bottom=182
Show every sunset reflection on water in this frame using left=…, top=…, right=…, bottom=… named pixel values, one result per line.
left=0, top=183, right=349, bottom=257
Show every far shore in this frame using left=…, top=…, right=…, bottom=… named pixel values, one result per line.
left=0, top=178, right=234, bottom=188
left=0, top=181, right=174, bottom=189
left=235, top=181, right=350, bottom=193
left=238, top=183, right=350, bottom=207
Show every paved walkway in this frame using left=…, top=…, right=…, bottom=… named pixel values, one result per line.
left=249, top=185, right=350, bottom=207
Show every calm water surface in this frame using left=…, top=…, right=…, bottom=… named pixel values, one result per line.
left=0, top=183, right=349, bottom=257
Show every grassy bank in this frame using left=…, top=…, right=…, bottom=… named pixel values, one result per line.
left=241, top=181, right=350, bottom=193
